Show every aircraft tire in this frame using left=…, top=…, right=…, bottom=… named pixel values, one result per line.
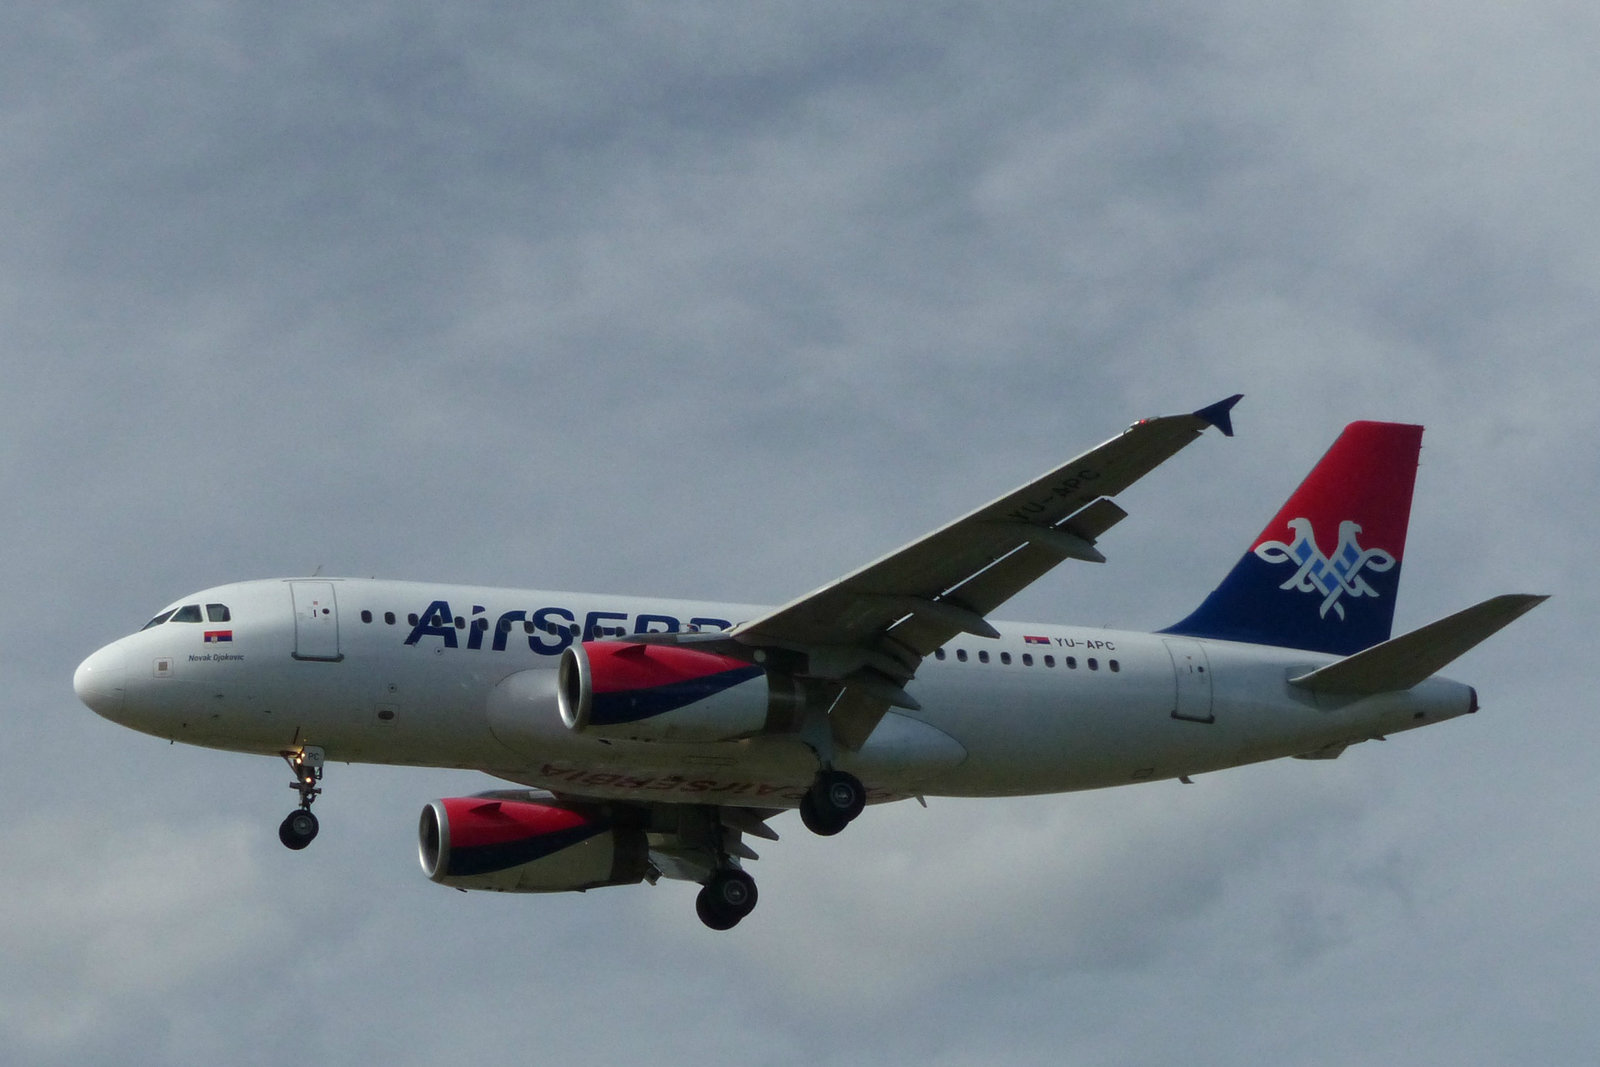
left=800, top=769, right=864, bottom=836
left=696, top=869, right=757, bottom=930
left=817, top=769, right=867, bottom=821
left=279, top=809, right=319, bottom=850
left=798, top=791, right=847, bottom=836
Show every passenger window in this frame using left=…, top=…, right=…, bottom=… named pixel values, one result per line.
left=1000, top=652, right=1012, bottom=665
left=206, top=604, right=231, bottom=622
left=1110, top=660, right=1120, bottom=672
left=385, top=612, right=396, bottom=625
left=361, top=610, right=373, bottom=623
left=934, top=648, right=946, bottom=661
left=141, top=610, right=175, bottom=631
left=1066, top=656, right=1077, bottom=669
left=956, top=649, right=968, bottom=662
left=1044, top=655, right=1055, bottom=668
left=1088, top=658, right=1099, bottom=671
left=1022, top=653, right=1033, bottom=666
left=170, top=605, right=203, bottom=623
left=978, top=650, right=990, bottom=664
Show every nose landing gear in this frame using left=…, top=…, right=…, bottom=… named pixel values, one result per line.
left=278, top=746, right=324, bottom=850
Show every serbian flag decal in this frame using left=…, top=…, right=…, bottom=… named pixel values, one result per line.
left=204, top=630, right=233, bottom=643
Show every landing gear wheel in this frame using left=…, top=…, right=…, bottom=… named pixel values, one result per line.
left=799, top=792, right=846, bottom=836
left=278, top=809, right=319, bottom=850
left=799, top=769, right=865, bottom=836
left=696, top=869, right=758, bottom=930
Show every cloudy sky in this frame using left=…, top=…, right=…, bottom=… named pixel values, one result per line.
left=6, top=3, right=1596, bottom=1063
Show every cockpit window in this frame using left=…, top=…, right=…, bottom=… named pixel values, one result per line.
left=206, top=604, right=231, bottom=622
left=170, top=604, right=203, bottom=623
left=140, top=610, right=176, bottom=631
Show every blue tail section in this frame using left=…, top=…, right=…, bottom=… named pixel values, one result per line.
left=1162, top=421, right=1424, bottom=655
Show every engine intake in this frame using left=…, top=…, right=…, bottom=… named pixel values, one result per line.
left=418, top=796, right=648, bottom=893
left=557, top=641, right=792, bottom=742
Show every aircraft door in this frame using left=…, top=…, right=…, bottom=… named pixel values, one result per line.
left=1163, top=638, right=1214, bottom=723
left=291, top=581, right=343, bottom=662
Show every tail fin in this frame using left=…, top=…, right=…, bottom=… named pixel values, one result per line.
left=1163, top=421, right=1424, bottom=654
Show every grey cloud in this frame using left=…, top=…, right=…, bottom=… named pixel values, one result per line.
left=5, top=2, right=1597, bottom=1064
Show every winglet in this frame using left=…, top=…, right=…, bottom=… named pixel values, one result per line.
left=1193, top=394, right=1244, bottom=437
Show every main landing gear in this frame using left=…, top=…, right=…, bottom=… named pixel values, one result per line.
left=696, top=867, right=758, bottom=931
left=798, top=768, right=866, bottom=836
left=690, top=806, right=768, bottom=930
left=691, top=769, right=865, bottom=930
left=278, top=746, right=324, bottom=850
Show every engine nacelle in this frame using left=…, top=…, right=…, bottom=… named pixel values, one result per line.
left=557, top=641, right=792, bottom=743
left=418, top=796, right=648, bottom=893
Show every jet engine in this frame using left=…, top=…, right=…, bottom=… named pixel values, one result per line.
left=418, top=795, right=648, bottom=892
left=556, top=641, right=797, bottom=743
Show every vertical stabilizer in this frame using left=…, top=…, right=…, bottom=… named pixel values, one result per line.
left=1163, top=421, right=1424, bottom=654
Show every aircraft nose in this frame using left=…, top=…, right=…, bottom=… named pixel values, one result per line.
left=74, top=643, right=127, bottom=719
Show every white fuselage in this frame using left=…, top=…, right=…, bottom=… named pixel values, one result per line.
left=75, top=577, right=1475, bottom=808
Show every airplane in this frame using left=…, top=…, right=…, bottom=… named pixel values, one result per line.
left=73, top=396, right=1545, bottom=930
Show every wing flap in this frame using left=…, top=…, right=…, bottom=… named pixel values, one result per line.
left=880, top=499, right=1134, bottom=656
left=952, top=500, right=1130, bottom=615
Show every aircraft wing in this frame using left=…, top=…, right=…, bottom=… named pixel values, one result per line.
left=726, top=395, right=1242, bottom=748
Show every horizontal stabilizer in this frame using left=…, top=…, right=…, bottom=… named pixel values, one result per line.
left=1288, top=594, right=1547, bottom=695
